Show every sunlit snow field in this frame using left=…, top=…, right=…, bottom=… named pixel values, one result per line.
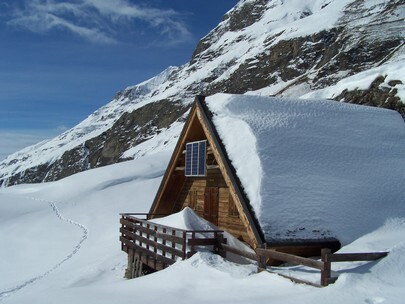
left=1, top=150, right=405, bottom=304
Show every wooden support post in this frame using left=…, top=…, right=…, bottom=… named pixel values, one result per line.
left=321, top=248, right=332, bottom=287
left=154, top=226, right=158, bottom=269
left=190, top=231, right=196, bottom=256
left=257, top=244, right=267, bottom=272
left=182, top=231, right=187, bottom=259
left=258, top=255, right=267, bottom=272
left=135, top=253, right=143, bottom=278
left=171, top=229, right=176, bottom=260
left=216, top=233, right=227, bottom=258
left=146, top=223, right=150, bottom=265
left=125, top=248, right=134, bottom=279
left=139, top=222, right=143, bottom=247
left=213, top=232, right=218, bottom=254
left=133, top=254, right=138, bottom=279
left=162, top=227, right=167, bottom=258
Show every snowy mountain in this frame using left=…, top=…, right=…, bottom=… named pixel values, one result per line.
left=1, top=0, right=404, bottom=187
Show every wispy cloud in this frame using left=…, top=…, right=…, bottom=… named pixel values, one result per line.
left=5, top=0, right=192, bottom=44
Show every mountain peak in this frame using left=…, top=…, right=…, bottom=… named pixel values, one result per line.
left=1, top=0, right=403, bottom=187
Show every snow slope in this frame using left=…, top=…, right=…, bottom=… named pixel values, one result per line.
left=302, top=59, right=405, bottom=101
left=1, top=149, right=405, bottom=303
left=206, top=93, right=405, bottom=244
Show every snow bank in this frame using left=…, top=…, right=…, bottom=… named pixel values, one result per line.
left=206, top=93, right=405, bottom=244
left=271, top=217, right=405, bottom=300
left=0, top=152, right=169, bottom=303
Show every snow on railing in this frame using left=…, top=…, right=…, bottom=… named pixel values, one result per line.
left=119, top=213, right=225, bottom=277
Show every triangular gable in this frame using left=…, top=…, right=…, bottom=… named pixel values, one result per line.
left=149, top=96, right=264, bottom=247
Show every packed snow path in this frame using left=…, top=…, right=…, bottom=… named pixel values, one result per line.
left=0, top=197, right=88, bottom=302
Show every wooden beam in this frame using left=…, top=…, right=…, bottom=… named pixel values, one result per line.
left=175, top=165, right=220, bottom=171
left=329, top=252, right=388, bottom=262
left=271, top=272, right=322, bottom=288
left=220, top=243, right=258, bottom=261
left=188, top=238, right=218, bottom=246
left=256, top=248, right=324, bottom=270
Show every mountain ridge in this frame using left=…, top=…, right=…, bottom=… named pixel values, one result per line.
left=1, top=0, right=404, bottom=187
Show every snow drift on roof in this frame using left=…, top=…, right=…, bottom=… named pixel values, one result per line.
left=206, top=93, right=405, bottom=245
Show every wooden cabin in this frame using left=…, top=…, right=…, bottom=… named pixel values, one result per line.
left=148, top=95, right=341, bottom=254
left=149, top=95, right=263, bottom=248
left=121, top=93, right=405, bottom=276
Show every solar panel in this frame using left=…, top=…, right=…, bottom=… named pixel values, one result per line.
left=185, top=140, right=207, bottom=177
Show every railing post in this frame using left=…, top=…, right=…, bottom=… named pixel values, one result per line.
left=139, top=221, right=143, bottom=248
left=146, top=223, right=150, bottom=265
left=216, top=232, right=227, bottom=258
left=257, top=244, right=267, bottom=272
left=153, top=226, right=158, bottom=254
left=171, top=229, right=176, bottom=260
left=162, top=228, right=167, bottom=259
left=187, top=231, right=196, bottom=258
left=153, top=225, right=158, bottom=269
left=321, top=248, right=332, bottom=287
left=182, top=231, right=187, bottom=259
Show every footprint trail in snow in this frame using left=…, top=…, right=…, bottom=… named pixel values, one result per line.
left=0, top=197, right=88, bottom=302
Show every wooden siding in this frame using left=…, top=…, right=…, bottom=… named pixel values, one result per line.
left=173, top=167, right=251, bottom=244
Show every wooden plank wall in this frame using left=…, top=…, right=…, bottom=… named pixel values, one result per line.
left=173, top=166, right=251, bottom=244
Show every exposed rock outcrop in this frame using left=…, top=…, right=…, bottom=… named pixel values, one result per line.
left=1, top=0, right=403, bottom=186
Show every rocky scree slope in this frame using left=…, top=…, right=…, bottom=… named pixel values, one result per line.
left=1, top=0, right=404, bottom=187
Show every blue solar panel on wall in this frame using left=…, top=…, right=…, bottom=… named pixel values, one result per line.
left=185, top=140, right=207, bottom=177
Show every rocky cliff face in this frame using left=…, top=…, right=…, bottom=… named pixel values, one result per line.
left=1, top=0, right=404, bottom=187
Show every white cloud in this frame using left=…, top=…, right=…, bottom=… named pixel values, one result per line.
left=6, top=0, right=192, bottom=44
left=47, top=14, right=117, bottom=44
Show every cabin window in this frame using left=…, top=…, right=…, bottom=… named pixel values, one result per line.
left=228, top=194, right=239, bottom=217
left=185, top=140, right=207, bottom=177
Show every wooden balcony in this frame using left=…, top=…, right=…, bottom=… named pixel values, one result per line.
left=120, top=213, right=225, bottom=278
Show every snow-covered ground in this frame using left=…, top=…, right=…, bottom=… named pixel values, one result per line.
left=1, top=149, right=405, bottom=304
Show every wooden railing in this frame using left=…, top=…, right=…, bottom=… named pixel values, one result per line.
left=219, top=244, right=388, bottom=287
left=120, top=214, right=388, bottom=285
left=120, top=213, right=225, bottom=277
left=319, top=249, right=388, bottom=286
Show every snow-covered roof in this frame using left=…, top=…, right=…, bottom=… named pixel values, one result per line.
left=205, top=93, right=405, bottom=245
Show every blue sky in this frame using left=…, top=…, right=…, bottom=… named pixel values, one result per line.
left=0, top=0, right=237, bottom=160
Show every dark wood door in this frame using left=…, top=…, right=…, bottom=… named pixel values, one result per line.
left=204, top=187, right=219, bottom=226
